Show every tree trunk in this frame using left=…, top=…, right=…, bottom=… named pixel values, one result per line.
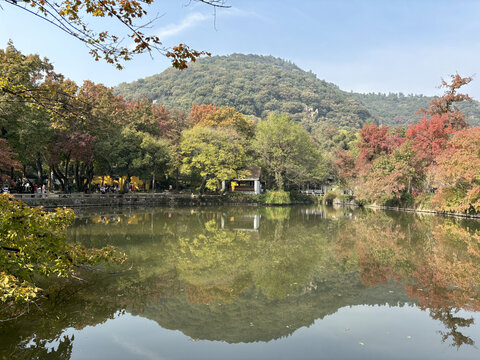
left=175, top=168, right=179, bottom=190
left=52, top=165, right=66, bottom=192
left=36, top=152, right=43, bottom=185
left=274, top=171, right=283, bottom=191
left=123, top=173, right=131, bottom=193
left=152, top=172, right=156, bottom=193
left=64, top=156, right=70, bottom=189
left=48, top=166, right=53, bottom=191
left=86, top=162, right=94, bottom=192
left=75, top=161, right=81, bottom=192
left=199, top=176, right=207, bottom=194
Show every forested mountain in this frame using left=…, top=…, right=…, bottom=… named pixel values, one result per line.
left=115, top=54, right=374, bottom=131
left=115, top=53, right=480, bottom=130
left=351, top=92, right=480, bottom=127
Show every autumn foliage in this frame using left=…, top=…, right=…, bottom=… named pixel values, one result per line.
left=0, top=138, right=19, bottom=172
left=358, top=123, right=404, bottom=162
left=432, top=127, right=480, bottom=213
left=405, top=114, right=454, bottom=165
left=337, top=74, right=479, bottom=211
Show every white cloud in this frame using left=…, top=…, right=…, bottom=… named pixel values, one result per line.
left=156, top=12, right=211, bottom=41
left=154, top=7, right=269, bottom=43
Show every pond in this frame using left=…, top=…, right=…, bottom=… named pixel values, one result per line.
left=1, top=205, right=480, bottom=359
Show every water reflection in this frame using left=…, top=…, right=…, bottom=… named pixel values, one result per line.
left=220, top=214, right=261, bottom=231
left=1, top=206, right=480, bottom=359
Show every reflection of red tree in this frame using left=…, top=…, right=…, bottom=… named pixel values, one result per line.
left=336, top=215, right=480, bottom=347
left=338, top=216, right=480, bottom=308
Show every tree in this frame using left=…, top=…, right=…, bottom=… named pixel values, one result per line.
left=358, top=123, right=403, bottom=162
left=48, top=130, right=97, bottom=191
left=253, top=114, right=329, bottom=190
left=4, top=0, right=227, bottom=69
left=0, top=138, right=19, bottom=173
left=0, top=42, right=63, bottom=185
left=405, top=114, right=453, bottom=167
left=334, top=148, right=357, bottom=185
left=355, top=141, right=422, bottom=205
left=422, top=74, right=472, bottom=130
left=133, top=132, right=172, bottom=191
left=0, top=194, right=126, bottom=309
left=197, top=106, right=255, bottom=138
left=188, top=104, right=217, bottom=126
left=432, top=127, right=480, bottom=213
left=180, top=126, right=248, bottom=192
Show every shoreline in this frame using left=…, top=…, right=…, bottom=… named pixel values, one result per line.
left=11, top=192, right=309, bottom=209
left=10, top=193, right=480, bottom=219
left=11, top=192, right=246, bottom=209
left=333, top=199, right=480, bottom=220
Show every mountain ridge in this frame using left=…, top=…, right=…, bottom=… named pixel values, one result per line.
left=114, top=53, right=480, bottom=128
left=114, top=54, right=374, bottom=131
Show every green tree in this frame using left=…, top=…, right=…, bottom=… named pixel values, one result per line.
left=253, top=113, right=329, bottom=190
left=180, top=126, right=248, bottom=192
left=133, top=132, right=173, bottom=191
left=0, top=194, right=126, bottom=308
left=198, top=106, right=255, bottom=138
left=0, top=42, right=56, bottom=184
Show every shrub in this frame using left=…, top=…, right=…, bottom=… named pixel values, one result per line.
left=264, top=190, right=291, bottom=205
left=324, top=191, right=336, bottom=205
left=337, top=194, right=355, bottom=203
left=290, top=192, right=316, bottom=204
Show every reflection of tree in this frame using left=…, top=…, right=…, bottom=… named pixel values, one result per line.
left=168, top=210, right=339, bottom=302
left=10, top=334, right=74, bottom=360
left=4, top=206, right=480, bottom=353
left=336, top=211, right=480, bottom=348
left=0, top=272, right=126, bottom=359
left=431, top=308, right=474, bottom=348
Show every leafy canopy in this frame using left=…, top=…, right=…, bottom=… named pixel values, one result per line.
left=253, top=113, right=329, bottom=190
left=0, top=194, right=126, bottom=305
left=180, top=126, right=248, bottom=192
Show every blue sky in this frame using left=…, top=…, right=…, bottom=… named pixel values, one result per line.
left=2, top=0, right=480, bottom=98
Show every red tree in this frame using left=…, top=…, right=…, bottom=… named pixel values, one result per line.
left=422, top=74, right=472, bottom=130
left=358, top=123, right=404, bottom=162
left=188, top=104, right=217, bottom=126
left=406, top=114, right=453, bottom=166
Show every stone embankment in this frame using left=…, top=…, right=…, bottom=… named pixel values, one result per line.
left=332, top=199, right=480, bottom=219
left=13, top=193, right=232, bottom=209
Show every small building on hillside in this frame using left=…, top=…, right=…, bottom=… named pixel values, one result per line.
left=222, top=167, right=263, bottom=195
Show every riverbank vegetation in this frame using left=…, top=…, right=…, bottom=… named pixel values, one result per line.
left=0, top=194, right=126, bottom=315
left=335, top=74, right=480, bottom=214
left=2, top=44, right=480, bottom=214
left=1, top=43, right=480, bottom=208
left=0, top=44, right=332, bottom=196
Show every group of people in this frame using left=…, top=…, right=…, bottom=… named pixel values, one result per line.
left=99, top=184, right=118, bottom=194
left=4, top=180, right=47, bottom=195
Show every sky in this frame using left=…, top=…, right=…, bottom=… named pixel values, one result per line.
left=1, top=0, right=480, bottom=98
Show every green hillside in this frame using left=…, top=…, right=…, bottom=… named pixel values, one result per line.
left=115, top=54, right=374, bottom=130
left=115, top=54, right=480, bottom=129
left=351, top=92, right=480, bottom=127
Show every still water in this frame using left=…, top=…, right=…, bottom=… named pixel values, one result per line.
left=2, top=205, right=480, bottom=359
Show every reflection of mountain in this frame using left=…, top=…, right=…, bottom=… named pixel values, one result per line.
left=135, top=277, right=410, bottom=343
left=3, top=205, right=480, bottom=357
